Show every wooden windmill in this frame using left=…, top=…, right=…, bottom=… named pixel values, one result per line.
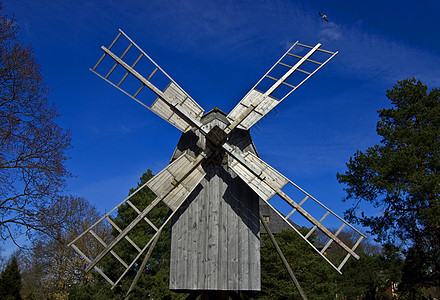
left=69, top=30, right=366, bottom=298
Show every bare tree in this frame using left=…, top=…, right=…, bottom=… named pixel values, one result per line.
left=0, top=4, right=71, bottom=243
left=20, top=195, right=111, bottom=299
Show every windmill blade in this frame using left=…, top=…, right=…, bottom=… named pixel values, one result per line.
left=91, top=29, right=204, bottom=132
left=147, top=151, right=208, bottom=211
left=69, top=152, right=206, bottom=288
left=226, top=42, right=337, bottom=132
left=228, top=150, right=366, bottom=273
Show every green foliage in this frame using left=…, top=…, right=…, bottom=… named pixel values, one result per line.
left=69, top=170, right=187, bottom=299
left=14, top=195, right=111, bottom=299
left=66, top=170, right=408, bottom=299
left=23, top=290, right=36, bottom=300
left=68, top=281, right=117, bottom=300
left=0, top=257, right=22, bottom=300
left=337, top=253, right=387, bottom=299
left=255, top=228, right=399, bottom=299
left=337, top=78, right=440, bottom=292
left=255, top=228, right=338, bottom=300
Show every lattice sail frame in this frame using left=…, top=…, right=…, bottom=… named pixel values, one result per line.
left=70, top=29, right=366, bottom=291
left=229, top=151, right=365, bottom=272
left=90, top=30, right=204, bottom=132
left=226, top=41, right=338, bottom=132
left=69, top=153, right=206, bottom=287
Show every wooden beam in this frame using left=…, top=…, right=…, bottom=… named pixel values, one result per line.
left=259, top=212, right=308, bottom=300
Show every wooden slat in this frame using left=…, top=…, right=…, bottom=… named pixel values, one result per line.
left=338, top=236, right=364, bottom=271
left=321, top=223, right=346, bottom=254
left=147, top=152, right=206, bottom=211
left=286, top=195, right=309, bottom=219
left=117, top=53, right=143, bottom=87
left=227, top=149, right=365, bottom=273
left=105, top=43, right=132, bottom=79
left=150, top=82, right=204, bottom=132
left=105, top=217, right=142, bottom=253
left=92, top=31, right=121, bottom=71
left=286, top=52, right=323, bottom=65
left=126, top=200, right=158, bottom=232
left=305, top=211, right=330, bottom=239
left=89, top=230, right=129, bottom=269
left=296, top=68, right=311, bottom=75
left=226, top=42, right=338, bottom=132
left=70, top=244, right=115, bottom=286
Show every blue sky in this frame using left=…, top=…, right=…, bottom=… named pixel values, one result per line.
left=2, top=0, right=440, bottom=249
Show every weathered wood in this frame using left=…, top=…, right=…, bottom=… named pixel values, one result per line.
left=95, top=29, right=205, bottom=134
left=146, top=152, right=206, bottom=211
left=226, top=42, right=338, bottom=131
left=259, top=212, right=308, bottom=300
left=169, top=109, right=261, bottom=291
left=150, top=82, right=204, bottom=132
left=79, top=30, right=367, bottom=296
left=228, top=144, right=364, bottom=273
left=227, top=90, right=278, bottom=131
left=125, top=228, right=163, bottom=299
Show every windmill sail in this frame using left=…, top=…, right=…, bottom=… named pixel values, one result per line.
left=226, top=42, right=337, bottom=132
left=76, top=30, right=365, bottom=294
left=229, top=151, right=366, bottom=273
left=69, top=152, right=206, bottom=288
left=91, top=29, right=204, bottom=132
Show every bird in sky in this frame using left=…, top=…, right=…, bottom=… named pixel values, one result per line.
left=319, top=12, right=329, bottom=22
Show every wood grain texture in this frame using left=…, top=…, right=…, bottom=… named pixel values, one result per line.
left=169, top=109, right=261, bottom=291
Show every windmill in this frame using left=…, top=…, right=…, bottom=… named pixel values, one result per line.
left=69, top=29, right=366, bottom=298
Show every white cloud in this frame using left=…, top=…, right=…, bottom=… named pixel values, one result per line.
left=326, top=22, right=440, bottom=86
left=318, top=22, right=343, bottom=41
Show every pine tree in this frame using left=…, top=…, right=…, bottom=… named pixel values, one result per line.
left=254, top=228, right=338, bottom=299
left=337, top=78, right=440, bottom=293
left=69, top=170, right=188, bottom=299
left=0, top=257, right=22, bottom=300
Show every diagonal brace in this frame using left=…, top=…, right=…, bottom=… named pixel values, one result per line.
left=259, top=212, right=308, bottom=300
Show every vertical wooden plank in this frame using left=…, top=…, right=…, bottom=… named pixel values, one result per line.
left=169, top=108, right=261, bottom=291
left=182, top=195, right=189, bottom=288
left=238, top=185, right=246, bottom=289
left=229, top=183, right=239, bottom=290
left=207, top=168, right=220, bottom=289
left=218, top=173, right=228, bottom=290
left=250, top=185, right=261, bottom=289
left=176, top=203, right=183, bottom=288
left=188, top=188, right=197, bottom=289
left=198, top=178, right=208, bottom=288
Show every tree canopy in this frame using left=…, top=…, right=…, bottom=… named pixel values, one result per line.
left=0, top=257, right=22, bottom=299
left=68, top=170, right=188, bottom=300
left=0, top=4, right=71, bottom=243
left=15, top=195, right=110, bottom=299
left=337, top=78, right=440, bottom=291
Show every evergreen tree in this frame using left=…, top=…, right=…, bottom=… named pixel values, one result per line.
left=69, top=170, right=188, bottom=299
left=337, top=78, right=440, bottom=293
left=254, top=228, right=338, bottom=299
left=113, top=169, right=187, bottom=299
left=0, top=257, right=22, bottom=300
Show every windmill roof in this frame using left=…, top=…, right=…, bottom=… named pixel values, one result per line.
left=201, top=106, right=230, bottom=125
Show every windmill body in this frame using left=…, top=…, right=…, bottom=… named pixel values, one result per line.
left=170, top=108, right=260, bottom=290
left=69, top=30, right=366, bottom=297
